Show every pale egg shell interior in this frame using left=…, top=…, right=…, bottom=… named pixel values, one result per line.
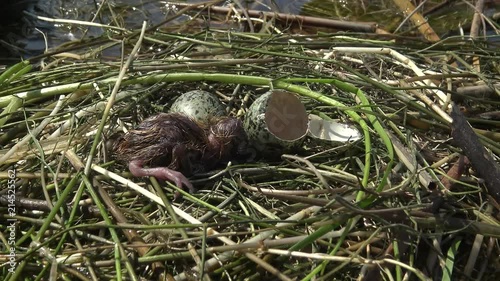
left=264, top=91, right=308, bottom=141
left=307, top=114, right=361, bottom=142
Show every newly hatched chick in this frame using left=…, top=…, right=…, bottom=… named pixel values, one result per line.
left=114, top=113, right=248, bottom=193
left=204, top=116, right=249, bottom=165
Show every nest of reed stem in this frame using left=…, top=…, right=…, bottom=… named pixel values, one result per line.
left=1, top=1, right=499, bottom=280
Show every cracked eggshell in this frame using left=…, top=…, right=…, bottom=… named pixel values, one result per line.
left=244, top=90, right=309, bottom=152
left=307, top=114, right=361, bottom=143
left=169, top=90, right=225, bottom=122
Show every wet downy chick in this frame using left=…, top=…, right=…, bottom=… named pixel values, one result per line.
left=204, top=116, right=250, bottom=165
left=114, top=113, right=248, bottom=193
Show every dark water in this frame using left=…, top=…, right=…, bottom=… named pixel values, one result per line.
left=0, top=0, right=498, bottom=62
left=0, top=0, right=311, bottom=61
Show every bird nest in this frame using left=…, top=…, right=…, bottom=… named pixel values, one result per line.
left=0, top=1, right=500, bottom=280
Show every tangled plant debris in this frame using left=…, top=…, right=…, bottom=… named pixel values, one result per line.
left=0, top=1, right=499, bottom=280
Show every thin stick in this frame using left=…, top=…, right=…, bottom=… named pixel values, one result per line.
left=0, top=95, right=66, bottom=163
left=83, top=22, right=147, bottom=176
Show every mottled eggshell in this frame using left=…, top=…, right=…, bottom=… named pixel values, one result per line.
left=244, top=90, right=309, bottom=152
left=170, top=90, right=225, bottom=122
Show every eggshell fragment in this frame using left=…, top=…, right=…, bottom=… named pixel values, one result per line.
left=244, top=90, right=309, bottom=151
left=307, top=114, right=361, bottom=143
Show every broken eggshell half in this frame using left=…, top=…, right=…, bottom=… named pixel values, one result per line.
left=244, top=90, right=309, bottom=152
left=244, top=90, right=361, bottom=152
left=307, top=114, right=362, bottom=143
left=169, top=90, right=226, bottom=122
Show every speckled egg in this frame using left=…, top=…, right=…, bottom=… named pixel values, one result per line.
left=169, top=90, right=225, bottom=122
left=244, top=90, right=309, bottom=152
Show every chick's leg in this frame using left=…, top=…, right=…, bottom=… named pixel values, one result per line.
left=128, top=160, right=194, bottom=193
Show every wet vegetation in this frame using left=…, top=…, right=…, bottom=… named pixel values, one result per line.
left=0, top=0, right=499, bottom=280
